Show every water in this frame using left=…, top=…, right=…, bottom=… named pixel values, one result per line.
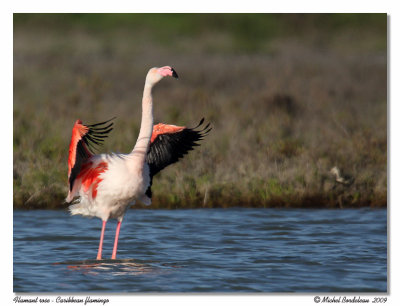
left=13, top=208, right=387, bottom=292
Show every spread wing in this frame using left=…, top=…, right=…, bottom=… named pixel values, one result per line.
left=144, top=118, right=211, bottom=198
left=67, top=118, right=114, bottom=193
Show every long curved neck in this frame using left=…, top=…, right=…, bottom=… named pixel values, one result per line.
left=131, top=83, right=154, bottom=163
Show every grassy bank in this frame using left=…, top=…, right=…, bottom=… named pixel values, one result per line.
left=13, top=13, right=387, bottom=209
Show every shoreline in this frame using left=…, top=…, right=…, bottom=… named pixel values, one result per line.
left=13, top=193, right=387, bottom=210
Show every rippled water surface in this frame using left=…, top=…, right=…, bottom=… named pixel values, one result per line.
left=14, top=208, right=387, bottom=292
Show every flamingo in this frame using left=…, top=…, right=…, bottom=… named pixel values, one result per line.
left=66, top=66, right=210, bottom=260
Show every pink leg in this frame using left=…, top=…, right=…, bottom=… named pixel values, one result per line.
left=111, top=221, right=122, bottom=259
left=96, top=220, right=107, bottom=260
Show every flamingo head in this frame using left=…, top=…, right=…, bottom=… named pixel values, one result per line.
left=146, top=66, right=178, bottom=86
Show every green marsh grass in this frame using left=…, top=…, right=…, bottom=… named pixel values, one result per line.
left=13, top=13, right=387, bottom=209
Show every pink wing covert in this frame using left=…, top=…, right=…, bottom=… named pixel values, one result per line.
left=151, top=123, right=185, bottom=143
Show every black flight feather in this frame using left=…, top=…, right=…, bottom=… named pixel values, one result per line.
left=144, top=118, right=211, bottom=198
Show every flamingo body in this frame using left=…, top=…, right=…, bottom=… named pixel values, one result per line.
left=68, top=153, right=150, bottom=221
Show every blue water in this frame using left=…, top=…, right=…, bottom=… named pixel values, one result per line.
left=13, top=208, right=387, bottom=292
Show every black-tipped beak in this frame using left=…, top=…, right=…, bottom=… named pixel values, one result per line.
left=171, top=68, right=179, bottom=79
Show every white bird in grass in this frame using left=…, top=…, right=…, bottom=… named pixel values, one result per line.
left=66, top=66, right=210, bottom=260
left=330, top=166, right=354, bottom=187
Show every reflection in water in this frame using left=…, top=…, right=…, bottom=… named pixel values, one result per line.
left=56, top=259, right=164, bottom=276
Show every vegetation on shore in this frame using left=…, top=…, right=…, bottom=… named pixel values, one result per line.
left=13, top=13, right=387, bottom=209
